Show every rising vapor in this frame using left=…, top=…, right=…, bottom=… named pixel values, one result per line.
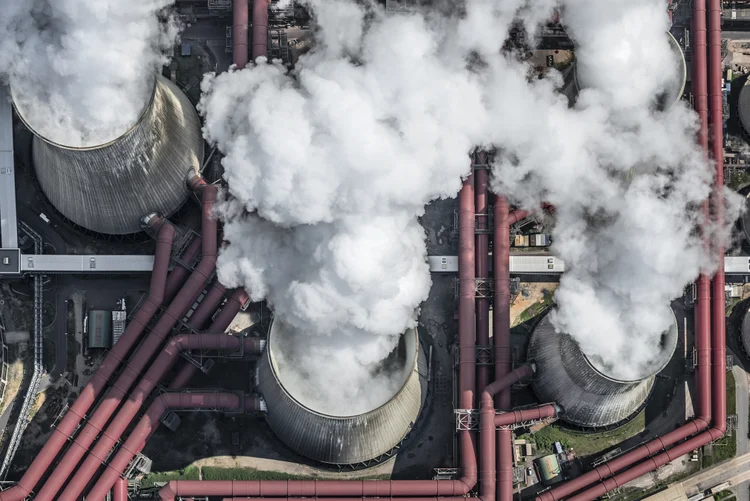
left=202, top=0, right=740, bottom=408
left=0, top=0, right=179, bottom=147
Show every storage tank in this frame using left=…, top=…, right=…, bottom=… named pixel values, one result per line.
left=573, top=32, right=687, bottom=112
left=256, top=320, right=428, bottom=465
left=527, top=311, right=678, bottom=429
left=13, top=74, right=203, bottom=235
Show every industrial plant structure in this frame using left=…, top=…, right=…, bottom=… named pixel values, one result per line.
left=0, top=1, right=732, bottom=501
left=13, top=74, right=204, bottom=235
left=256, top=321, right=428, bottom=465
left=528, top=312, right=678, bottom=428
left=573, top=32, right=687, bottom=111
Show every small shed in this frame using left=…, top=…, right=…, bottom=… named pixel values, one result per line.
left=88, top=310, right=112, bottom=349
left=534, top=454, right=563, bottom=486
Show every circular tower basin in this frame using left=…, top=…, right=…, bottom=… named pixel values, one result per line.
left=574, top=32, right=687, bottom=112
left=740, top=307, right=750, bottom=356
left=256, top=320, right=428, bottom=465
left=13, top=74, right=203, bottom=235
left=738, top=78, right=750, bottom=138
left=527, top=310, right=678, bottom=429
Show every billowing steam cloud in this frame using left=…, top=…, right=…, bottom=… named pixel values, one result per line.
left=203, top=0, right=740, bottom=410
left=0, top=0, right=179, bottom=147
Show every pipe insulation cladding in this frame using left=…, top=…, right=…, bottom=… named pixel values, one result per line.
left=528, top=309, right=678, bottom=429
left=12, top=74, right=204, bottom=235
left=256, top=320, right=428, bottom=465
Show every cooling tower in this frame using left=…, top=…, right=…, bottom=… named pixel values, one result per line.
left=256, top=320, right=428, bottom=465
left=740, top=307, right=750, bottom=357
left=13, top=74, right=203, bottom=235
left=738, top=79, right=750, bottom=139
left=527, top=311, right=678, bottom=429
left=573, top=32, right=687, bottom=111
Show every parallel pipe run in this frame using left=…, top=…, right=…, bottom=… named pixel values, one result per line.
left=86, top=392, right=263, bottom=501
left=35, top=184, right=218, bottom=501
left=164, top=236, right=202, bottom=304
left=62, top=335, right=263, bottom=501
left=169, top=288, right=251, bottom=390
left=113, top=478, right=128, bottom=501
left=537, top=2, right=723, bottom=500
left=0, top=224, right=176, bottom=501
left=252, top=0, right=270, bottom=61
left=233, top=0, right=249, bottom=68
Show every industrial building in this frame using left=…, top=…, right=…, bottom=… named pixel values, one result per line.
left=13, top=74, right=204, bottom=235
left=527, top=311, right=678, bottom=429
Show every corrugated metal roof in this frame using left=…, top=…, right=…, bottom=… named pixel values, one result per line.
left=527, top=313, right=677, bottom=428
left=20, top=75, right=203, bottom=234
left=87, top=310, right=112, bottom=349
left=257, top=323, right=428, bottom=465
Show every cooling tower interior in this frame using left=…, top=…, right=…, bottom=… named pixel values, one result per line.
left=13, top=74, right=204, bottom=235
left=256, top=320, right=428, bottom=465
left=527, top=311, right=678, bottom=429
left=738, top=78, right=750, bottom=139
left=573, top=32, right=687, bottom=111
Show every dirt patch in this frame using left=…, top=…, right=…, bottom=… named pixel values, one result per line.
left=510, top=283, right=558, bottom=327
left=190, top=455, right=395, bottom=479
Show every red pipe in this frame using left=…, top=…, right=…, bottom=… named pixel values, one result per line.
left=252, top=0, right=270, bottom=61
left=164, top=236, right=203, bottom=304
left=35, top=184, right=218, bottom=501
left=493, top=404, right=558, bottom=428
left=493, top=195, right=513, bottom=501
left=233, top=0, right=249, bottom=68
left=475, top=154, right=490, bottom=395
left=61, top=334, right=263, bottom=501
left=89, top=392, right=262, bottom=501
left=0, top=224, right=175, bottom=501
left=536, top=2, right=722, bottom=499
left=188, top=280, right=228, bottom=330
left=157, top=369, right=536, bottom=501
left=169, top=288, right=251, bottom=390
left=708, top=0, right=727, bottom=438
left=113, top=478, right=128, bottom=501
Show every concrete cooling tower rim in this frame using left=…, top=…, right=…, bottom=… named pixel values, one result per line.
left=564, top=308, right=678, bottom=384
left=573, top=31, right=686, bottom=111
left=267, top=320, right=418, bottom=419
left=10, top=75, right=157, bottom=150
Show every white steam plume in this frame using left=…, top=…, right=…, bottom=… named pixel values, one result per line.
left=0, top=0, right=180, bottom=147
left=202, top=0, right=740, bottom=411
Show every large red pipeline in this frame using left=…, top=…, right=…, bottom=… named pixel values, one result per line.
left=164, top=236, right=202, bottom=304
left=234, top=0, right=249, bottom=68
left=188, top=279, right=228, bottom=330
left=0, top=224, right=175, bottom=501
left=83, top=338, right=263, bottom=501
left=475, top=153, right=490, bottom=394
left=536, top=2, right=724, bottom=499
left=34, top=184, right=219, bottom=501
left=113, top=478, right=128, bottom=501
left=493, top=195, right=514, bottom=501
left=252, top=0, right=270, bottom=61
left=169, top=288, right=251, bottom=390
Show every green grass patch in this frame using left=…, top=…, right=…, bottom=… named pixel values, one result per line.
left=703, top=372, right=737, bottom=468
left=514, top=290, right=555, bottom=327
left=726, top=169, right=750, bottom=191
left=141, top=466, right=200, bottom=487
left=714, top=490, right=734, bottom=501
left=521, top=411, right=646, bottom=457
left=201, top=467, right=391, bottom=481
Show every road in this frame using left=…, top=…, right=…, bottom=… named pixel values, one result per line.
left=723, top=31, right=750, bottom=40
